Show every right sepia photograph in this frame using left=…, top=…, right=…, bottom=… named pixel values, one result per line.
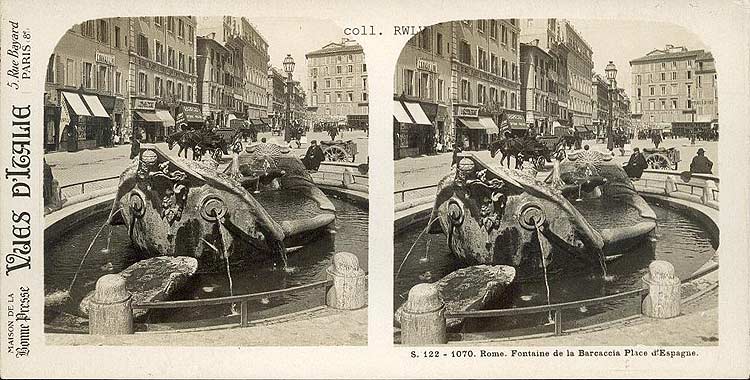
left=393, top=19, right=719, bottom=345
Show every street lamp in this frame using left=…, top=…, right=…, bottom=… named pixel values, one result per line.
left=605, top=61, right=617, bottom=151
left=283, top=54, right=295, bottom=142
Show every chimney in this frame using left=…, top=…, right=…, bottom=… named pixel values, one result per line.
left=665, top=44, right=674, bottom=50
left=534, top=39, right=540, bottom=46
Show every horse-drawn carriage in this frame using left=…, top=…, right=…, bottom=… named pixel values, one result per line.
left=489, top=135, right=567, bottom=170
left=320, top=140, right=358, bottom=162
left=642, top=147, right=680, bottom=170
left=166, top=128, right=232, bottom=162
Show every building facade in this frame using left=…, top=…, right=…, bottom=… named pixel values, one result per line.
left=591, top=73, right=610, bottom=137
left=267, top=66, right=286, bottom=126
left=44, top=18, right=130, bottom=151
left=393, top=22, right=453, bottom=158
left=520, top=41, right=556, bottom=135
left=196, top=36, right=234, bottom=127
left=563, top=22, right=593, bottom=130
left=450, top=19, right=523, bottom=150
left=197, top=16, right=270, bottom=122
left=630, top=44, right=719, bottom=136
left=129, top=16, right=198, bottom=141
left=306, top=38, right=369, bottom=129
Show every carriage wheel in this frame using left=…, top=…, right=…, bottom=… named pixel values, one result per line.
left=324, top=145, right=349, bottom=162
left=646, top=154, right=670, bottom=169
left=534, top=156, right=547, bottom=171
left=212, top=148, right=223, bottom=162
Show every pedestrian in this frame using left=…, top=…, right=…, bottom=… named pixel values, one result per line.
left=451, top=141, right=463, bottom=166
left=129, top=134, right=140, bottom=159
left=689, top=148, right=713, bottom=174
left=302, top=140, right=325, bottom=171
left=624, top=147, right=648, bottom=179
left=651, top=131, right=662, bottom=149
left=113, top=132, right=120, bottom=146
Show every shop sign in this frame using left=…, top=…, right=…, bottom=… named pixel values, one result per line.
left=181, top=103, right=201, bottom=114
left=133, top=98, right=156, bottom=110
left=456, top=106, right=479, bottom=118
left=399, top=124, right=409, bottom=148
left=95, top=51, right=115, bottom=66
left=416, top=58, right=437, bottom=73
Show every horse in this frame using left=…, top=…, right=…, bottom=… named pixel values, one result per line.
left=166, top=130, right=203, bottom=160
left=489, top=137, right=525, bottom=169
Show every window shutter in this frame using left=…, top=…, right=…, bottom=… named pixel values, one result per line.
left=55, top=55, right=63, bottom=85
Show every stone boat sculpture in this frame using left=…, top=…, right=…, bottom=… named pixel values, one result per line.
left=110, top=144, right=335, bottom=267
left=428, top=152, right=656, bottom=279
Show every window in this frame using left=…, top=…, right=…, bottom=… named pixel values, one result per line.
left=661, top=62, right=665, bottom=69
left=347, top=77, right=353, bottom=87
left=636, top=75, right=641, bottom=85
left=649, top=100, right=655, bottom=111
left=65, top=59, right=75, bottom=86
left=138, top=72, right=148, bottom=95
left=155, top=41, right=164, bottom=63
left=177, top=83, right=183, bottom=100
left=510, top=92, right=517, bottom=109
left=154, top=77, right=162, bottom=97
left=437, top=79, right=444, bottom=102
left=478, top=47, right=487, bottom=70
left=404, top=69, right=414, bottom=96
left=154, top=17, right=162, bottom=27
left=687, top=99, right=692, bottom=109
left=362, top=92, right=368, bottom=102
left=137, top=34, right=149, bottom=57
left=661, top=86, right=666, bottom=95
left=459, top=41, right=471, bottom=64
left=649, top=86, right=655, bottom=96
left=348, top=65, right=353, bottom=73
left=687, top=71, right=692, bottom=79
left=96, top=65, right=108, bottom=91
left=477, top=20, right=486, bottom=33
left=179, top=52, right=185, bottom=71
left=419, top=72, right=430, bottom=98
left=417, top=28, right=431, bottom=50
left=511, top=32, right=517, bottom=50
left=501, top=24, right=508, bottom=45
left=166, top=80, right=173, bottom=96
left=82, top=62, right=93, bottom=88
left=502, top=59, right=508, bottom=78
left=187, top=85, right=193, bottom=102
left=490, top=54, right=498, bottom=74
left=81, top=20, right=95, bottom=38
left=115, top=71, right=122, bottom=95
left=178, top=18, right=185, bottom=39
left=490, top=20, right=497, bottom=39
left=362, top=63, right=367, bottom=72
left=93, top=20, right=108, bottom=44
left=187, top=25, right=194, bottom=44
left=511, top=63, right=517, bottom=81
left=500, top=90, right=507, bottom=107
left=671, top=99, right=678, bottom=109
left=477, top=83, right=486, bottom=104
left=167, top=17, right=175, bottom=34
left=637, top=88, right=641, bottom=98
left=188, top=56, right=194, bottom=74
left=661, top=72, right=665, bottom=81
left=336, top=78, right=342, bottom=88
left=325, top=79, right=331, bottom=88
left=661, top=100, right=666, bottom=110
left=46, top=54, right=55, bottom=83
left=347, top=92, right=353, bottom=102
left=461, top=79, right=471, bottom=102
left=687, top=84, right=692, bottom=97
left=671, top=72, right=677, bottom=80
left=362, top=77, right=367, bottom=89
left=336, top=66, right=342, bottom=74
left=114, top=26, right=121, bottom=48
left=325, top=93, right=331, bottom=103
left=336, top=93, right=342, bottom=102
left=168, top=47, right=175, bottom=67
left=671, top=84, right=678, bottom=95
left=672, top=61, right=677, bottom=68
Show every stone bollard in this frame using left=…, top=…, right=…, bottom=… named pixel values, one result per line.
left=702, top=180, right=717, bottom=204
left=89, top=274, right=134, bottom=335
left=641, top=260, right=681, bottom=319
left=664, top=175, right=677, bottom=194
left=342, top=169, right=354, bottom=189
left=326, top=252, right=367, bottom=310
left=400, top=283, right=447, bottom=345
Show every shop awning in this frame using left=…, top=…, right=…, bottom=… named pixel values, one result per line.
left=574, top=126, right=589, bottom=133
left=155, top=109, right=176, bottom=128
left=260, top=118, right=273, bottom=125
left=176, top=105, right=204, bottom=124
left=134, top=111, right=162, bottom=123
left=393, top=101, right=412, bottom=124
left=479, top=117, right=500, bottom=134
left=403, top=102, right=432, bottom=126
left=249, top=118, right=265, bottom=126
left=457, top=117, right=485, bottom=130
left=81, top=94, right=110, bottom=118
left=61, top=92, right=91, bottom=117
left=503, top=113, right=527, bottom=130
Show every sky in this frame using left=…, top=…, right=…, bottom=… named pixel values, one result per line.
left=569, top=18, right=709, bottom=97
left=247, top=18, right=348, bottom=93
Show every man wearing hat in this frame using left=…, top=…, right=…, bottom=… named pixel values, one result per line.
left=624, top=147, right=647, bottom=179
left=690, top=148, right=713, bottom=174
left=303, top=140, right=325, bottom=171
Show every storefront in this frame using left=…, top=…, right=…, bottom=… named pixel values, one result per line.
left=393, top=100, right=433, bottom=159
left=44, top=103, right=60, bottom=152
left=57, top=91, right=113, bottom=151
left=455, top=105, right=491, bottom=151
left=132, top=97, right=163, bottom=142
left=175, top=102, right=205, bottom=130
left=155, top=109, right=176, bottom=136
left=346, top=114, right=369, bottom=130
left=500, top=110, right=528, bottom=138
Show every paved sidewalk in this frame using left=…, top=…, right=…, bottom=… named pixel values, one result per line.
left=47, top=308, right=368, bottom=346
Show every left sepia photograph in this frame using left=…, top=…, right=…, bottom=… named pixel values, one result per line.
left=42, top=16, right=369, bottom=346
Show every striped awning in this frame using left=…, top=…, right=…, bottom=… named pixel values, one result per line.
left=393, top=101, right=412, bottom=124
left=81, top=94, right=110, bottom=118
left=61, top=92, right=91, bottom=117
